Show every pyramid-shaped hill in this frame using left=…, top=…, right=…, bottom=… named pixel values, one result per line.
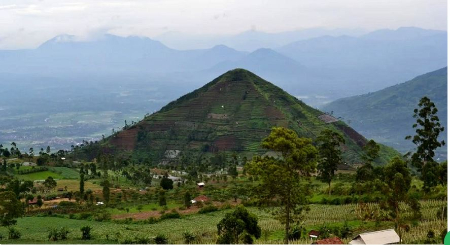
left=102, top=69, right=398, bottom=165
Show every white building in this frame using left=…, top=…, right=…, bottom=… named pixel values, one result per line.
left=349, top=229, right=400, bottom=244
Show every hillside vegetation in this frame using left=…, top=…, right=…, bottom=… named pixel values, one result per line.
left=78, top=69, right=398, bottom=165
left=322, top=67, right=447, bottom=158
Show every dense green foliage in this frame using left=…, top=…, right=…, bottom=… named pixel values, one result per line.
left=406, top=97, right=445, bottom=191
left=316, top=129, right=345, bottom=195
left=248, top=127, right=318, bottom=243
left=217, top=206, right=261, bottom=244
left=0, top=191, right=24, bottom=226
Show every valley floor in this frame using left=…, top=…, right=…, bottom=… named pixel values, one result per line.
left=0, top=200, right=445, bottom=244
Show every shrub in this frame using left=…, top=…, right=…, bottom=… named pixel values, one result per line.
left=198, top=205, right=218, bottom=214
left=48, top=228, right=59, bottom=241
left=59, top=227, right=69, bottom=240
left=154, top=234, right=168, bottom=244
left=44, top=194, right=57, bottom=201
left=78, top=212, right=92, bottom=220
left=94, top=211, right=111, bottom=222
left=147, top=217, right=158, bottom=224
left=136, top=236, right=152, bottom=244
left=183, top=231, right=196, bottom=244
left=8, top=227, right=21, bottom=239
left=342, top=196, right=352, bottom=204
left=160, top=211, right=181, bottom=220
left=80, top=226, right=92, bottom=240
left=221, top=202, right=232, bottom=210
left=288, top=226, right=304, bottom=240
left=330, top=198, right=342, bottom=205
left=59, top=201, right=77, bottom=207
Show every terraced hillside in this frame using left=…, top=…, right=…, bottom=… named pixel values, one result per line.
left=97, top=69, right=398, bottom=165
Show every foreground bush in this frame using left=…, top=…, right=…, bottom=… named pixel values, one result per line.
left=154, top=234, right=168, bottom=244
left=8, top=227, right=21, bottom=239
left=198, top=205, right=218, bottom=214
left=80, top=226, right=92, bottom=240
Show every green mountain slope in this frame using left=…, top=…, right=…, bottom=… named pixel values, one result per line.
left=322, top=67, right=447, bottom=159
left=86, top=69, right=398, bottom=165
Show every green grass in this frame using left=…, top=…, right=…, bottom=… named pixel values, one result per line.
left=18, top=171, right=63, bottom=181
left=48, top=167, right=80, bottom=179
left=0, top=199, right=445, bottom=244
left=56, top=179, right=102, bottom=192
left=107, top=202, right=179, bottom=215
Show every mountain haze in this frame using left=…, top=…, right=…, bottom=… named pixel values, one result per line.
left=322, top=67, right=447, bottom=159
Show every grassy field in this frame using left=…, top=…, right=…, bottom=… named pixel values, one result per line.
left=18, top=171, right=63, bottom=181
left=56, top=179, right=103, bottom=192
left=0, top=200, right=445, bottom=244
left=107, top=202, right=179, bottom=215
left=48, top=167, right=80, bottom=179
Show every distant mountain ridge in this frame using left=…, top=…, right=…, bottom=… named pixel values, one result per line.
left=277, top=27, right=447, bottom=94
left=322, top=67, right=447, bottom=159
left=0, top=26, right=446, bottom=107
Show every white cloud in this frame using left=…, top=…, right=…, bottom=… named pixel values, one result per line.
left=0, top=0, right=446, bottom=49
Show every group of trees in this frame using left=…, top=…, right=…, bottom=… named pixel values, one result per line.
left=246, top=96, right=445, bottom=243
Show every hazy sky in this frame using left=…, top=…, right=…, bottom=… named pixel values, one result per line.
left=0, top=0, right=447, bottom=49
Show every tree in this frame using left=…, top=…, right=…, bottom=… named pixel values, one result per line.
left=25, top=194, right=34, bottom=211
left=362, top=140, right=380, bottom=163
left=102, top=180, right=110, bottom=204
left=247, top=127, right=318, bottom=243
left=28, top=148, right=34, bottom=161
left=2, top=148, right=10, bottom=158
left=184, top=192, right=192, bottom=209
left=79, top=173, right=85, bottom=195
left=228, top=164, right=238, bottom=179
left=36, top=156, right=47, bottom=166
left=406, top=97, right=445, bottom=191
left=7, top=180, right=33, bottom=198
left=437, top=161, right=447, bottom=186
left=380, top=157, right=419, bottom=242
left=316, top=129, right=345, bottom=195
left=160, top=176, right=174, bottom=190
left=217, top=206, right=261, bottom=244
left=80, top=226, right=92, bottom=240
left=0, top=191, right=24, bottom=226
left=36, top=195, right=44, bottom=208
left=43, top=176, right=57, bottom=192
left=158, top=189, right=167, bottom=206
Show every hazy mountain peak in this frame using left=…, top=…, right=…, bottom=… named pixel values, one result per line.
left=362, top=27, right=446, bottom=41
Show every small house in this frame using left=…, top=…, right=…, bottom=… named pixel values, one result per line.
left=349, top=229, right=400, bottom=244
left=197, top=182, right=205, bottom=188
left=313, top=237, right=344, bottom=244
left=28, top=198, right=38, bottom=205
left=192, top=195, right=209, bottom=203
left=309, top=230, right=320, bottom=239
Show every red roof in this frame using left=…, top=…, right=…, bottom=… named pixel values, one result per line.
left=194, top=195, right=209, bottom=202
left=28, top=198, right=38, bottom=204
left=309, top=230, right=320, bottom=236
left=314, top=237, right=344, bottom=244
